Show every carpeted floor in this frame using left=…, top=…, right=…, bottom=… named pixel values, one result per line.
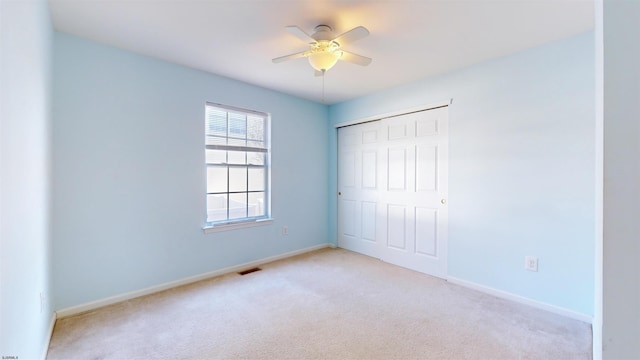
left=47, top=248, right=591, bottom=359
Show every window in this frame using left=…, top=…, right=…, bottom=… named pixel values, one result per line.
left=205, top=103, right=270, bottom=227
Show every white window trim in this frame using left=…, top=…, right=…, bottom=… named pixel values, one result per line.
left=202, top=218, right=274, bottom=233
left=204, top=102, right=272, bottom=230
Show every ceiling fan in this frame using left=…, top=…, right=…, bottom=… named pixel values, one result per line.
left=272, top=25, right=372, bottom=76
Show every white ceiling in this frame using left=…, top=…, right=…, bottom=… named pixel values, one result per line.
left=48, top=0, right=594, bottom=104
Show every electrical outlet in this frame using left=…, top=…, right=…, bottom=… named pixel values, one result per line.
left=525, top=256, right=538, bottom=272
left=282, top=226, right=289, bottom=236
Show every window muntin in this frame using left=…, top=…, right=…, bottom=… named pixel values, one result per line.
left=205, top=103, right=270, bottom=226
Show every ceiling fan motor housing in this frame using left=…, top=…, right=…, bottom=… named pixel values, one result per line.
left=312, top=25, right=334, bottom=41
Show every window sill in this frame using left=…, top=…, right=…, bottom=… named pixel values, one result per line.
left=202, top=218, right=273, bottom=234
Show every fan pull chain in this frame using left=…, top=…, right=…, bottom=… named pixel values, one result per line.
left=322, top=73, right=325, bottom=103
left=321, top=69, right=326, bottom=103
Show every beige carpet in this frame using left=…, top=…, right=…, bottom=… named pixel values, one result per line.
left=47, top=248, right=591, bottom=359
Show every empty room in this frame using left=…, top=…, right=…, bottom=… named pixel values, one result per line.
left=1, top=0, right=638, bottom=359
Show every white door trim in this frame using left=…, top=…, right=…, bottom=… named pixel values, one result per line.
left=337, top=103, right=450, bottom=278
left=333, top=99, right=453, bottom=129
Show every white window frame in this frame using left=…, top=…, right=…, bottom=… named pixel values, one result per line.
left=203, top=102, right=272, bottom=232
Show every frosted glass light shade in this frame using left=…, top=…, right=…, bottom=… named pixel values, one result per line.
left=308, top=51, right=340, bottom=72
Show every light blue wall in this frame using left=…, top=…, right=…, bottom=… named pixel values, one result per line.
left=52, top=33, right=329, bottom=310
left=603, top=0, right=640, bottom=357
left=0, top=0, right=53, bottom=358
left=52, top=29, right=595, bottom=317
left=328, top=32, right=595, bottom=316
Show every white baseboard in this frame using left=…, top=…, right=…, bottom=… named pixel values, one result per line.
left=56, top=243, right=331, bottom=319
left=447, top=276, right=593, bottom=324
left=42, top=312, right=57, bottom=360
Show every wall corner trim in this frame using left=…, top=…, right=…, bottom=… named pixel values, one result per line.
left=55, top=243, right=331, bottom=319
left=42, top=312, right=57, bottom=360
left=447, top=276, right=592, bottom=324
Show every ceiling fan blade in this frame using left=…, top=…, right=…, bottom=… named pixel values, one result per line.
left=333, top=26, right=369, bottom=46
left=340, top=51, right=372, bottom=66
left=272, top=51, right=308, bottom=63
left=285, top=25, right=316, bottom=44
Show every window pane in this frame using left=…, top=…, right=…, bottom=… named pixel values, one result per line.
left=207, top=194, right=228, bottom=222
left=205, top=135, right=227, bottom=146
left=229, top=193, right=247, bottom=219
left=227, top=137, right=246, bottom=147
left=247, top=152, right=264, bottom=165
left=247, top=140, right=266, bottom=149
left=229, top=167, right=247, bottom=192
left=228, top=151, right=246, bottom=165
left=247, top=116, right=264, bottom=141
left=207, top=166, right=227, bottom=193
left=206, top=109, right=227, bottom=137
left=206, top=150, right=226, bottom=164
left=228, top=112, right=247, bottom=138
left=248, top=192, right=265, bottom=217
left=248, top=168, right=265, bottom=191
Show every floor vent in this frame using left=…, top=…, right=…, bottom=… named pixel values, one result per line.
left=238, top=267, right=262, bottom=276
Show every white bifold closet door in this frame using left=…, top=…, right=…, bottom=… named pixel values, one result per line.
left=337, top=106, right=448, bottom=278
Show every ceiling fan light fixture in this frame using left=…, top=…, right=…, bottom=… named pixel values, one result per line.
left=307, top=40, right=342, bottom=72
left=308, top=51, right=341, bottom=72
